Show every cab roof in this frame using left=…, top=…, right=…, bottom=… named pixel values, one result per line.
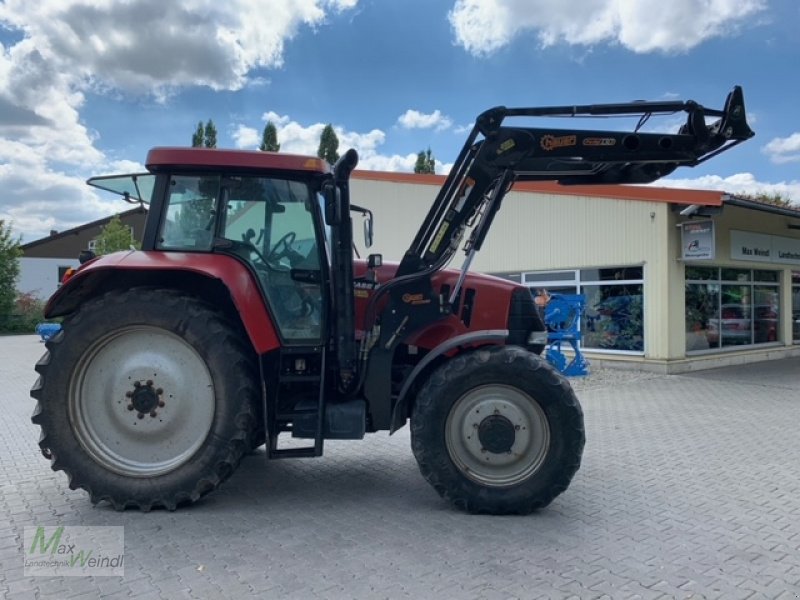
left=145, top=147, right=331, bottom=174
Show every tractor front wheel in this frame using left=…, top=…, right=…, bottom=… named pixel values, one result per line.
left=411, top=345, right=585, bottom=514
left=31, top=288, right=259, bottom=510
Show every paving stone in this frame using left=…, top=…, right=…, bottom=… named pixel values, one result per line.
left=2, top=335, right=800, bottom=598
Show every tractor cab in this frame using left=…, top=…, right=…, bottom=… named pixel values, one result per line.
left=88, top=150, right=337, bottom=344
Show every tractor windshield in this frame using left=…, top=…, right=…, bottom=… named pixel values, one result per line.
left=87, top=173, right=155, bottom=204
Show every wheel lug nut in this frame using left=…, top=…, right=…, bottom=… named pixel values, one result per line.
left=146, top=380, right=153, bottom=386
left=156, top=388, right=163, bottom=395
left=127, top=404, right=134, bottom=411
left=515, top=425, right=520, bottom=430
left=472, top=423, right=478, bottom=429
left=125, top=391, right=133, bottom=398
left=137, top=413, right=144, bottom=419
left=158, top=400, right=165, bottom=407
left=133, top=381, right=141, bottom=388
left=150, top=410, right=157, bottom=418
left=480, top=447, right=487, bottom=453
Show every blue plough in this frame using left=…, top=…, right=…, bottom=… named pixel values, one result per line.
left=542, top=294, right=590, bottom=377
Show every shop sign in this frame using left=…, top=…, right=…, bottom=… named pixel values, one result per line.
left=730, top=230, right=800, bottom=265
left=681, top=220, right=715, bottom=260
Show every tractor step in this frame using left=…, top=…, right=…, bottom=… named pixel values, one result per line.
left=291, top=399, right=366, bottom=440
left=267, top=345, right=328, bottom=459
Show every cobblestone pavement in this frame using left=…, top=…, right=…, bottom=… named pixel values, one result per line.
left=2, top=334, right=800, bottom=599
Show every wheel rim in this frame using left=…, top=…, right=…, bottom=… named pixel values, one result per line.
left=68, top=326, right=215, bottom=477
left=445, top=384, right=550, bottom=487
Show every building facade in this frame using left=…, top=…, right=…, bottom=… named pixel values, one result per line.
left=19, top=173, right=800, bottom=371
left=19, top=207, right=146, bottom=299
left=349, top=172, right=800, bottom=372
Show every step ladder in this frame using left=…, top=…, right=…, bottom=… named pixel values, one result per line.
left=268, top=345, right=326, bottom=458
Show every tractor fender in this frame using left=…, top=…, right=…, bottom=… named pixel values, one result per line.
left=46, top=250, right=280, bottom=354
left=389, top=329, right=509, bottom=434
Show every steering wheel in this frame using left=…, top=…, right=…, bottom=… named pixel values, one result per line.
left=267, top=231, right=296, bottom=263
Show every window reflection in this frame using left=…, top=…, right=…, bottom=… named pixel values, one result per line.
left=686, top=267, right=780, bottom=352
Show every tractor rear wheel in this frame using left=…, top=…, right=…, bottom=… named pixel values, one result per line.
left=411, top=345, right=584, bottom=514
left=31, top=288, right=258, bottom=510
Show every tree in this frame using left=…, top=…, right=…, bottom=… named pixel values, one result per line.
left=260, top=121, right=280, bottom=152
left=414, top=148, right=436, bottom=174
left=204, top=120, right=217, bottom=148
left=191, top=121, right=204, bottom=147
left=95, top=215, right=141, bottom=256
left=317, top=124, right=340, bottom=164
left=737, top=191, right=795, bottom=208
left=0, top=220, right=22, bottom=329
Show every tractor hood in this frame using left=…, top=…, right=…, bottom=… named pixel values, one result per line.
left=352, top=259, right=542, bottom=351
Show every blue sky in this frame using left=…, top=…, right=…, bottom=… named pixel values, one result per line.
left=1, top=0, right=799, bottom=242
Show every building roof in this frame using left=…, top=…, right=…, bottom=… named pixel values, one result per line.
left=21, top=206, right=146, bottom=251
left=724, top=195, right=800, bottom=219
left=351, top=170, right=725, bottom=207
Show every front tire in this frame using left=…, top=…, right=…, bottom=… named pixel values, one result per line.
left=31, top=288, right=259, bottom=510
left=411, top=346, right=584, bottom=514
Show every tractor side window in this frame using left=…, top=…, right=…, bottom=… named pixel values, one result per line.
left=158, top=175, right=220, bottom=250
left=222, top=177, right=324, bottom=342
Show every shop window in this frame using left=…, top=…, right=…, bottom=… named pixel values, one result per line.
left=491, top=265, right=645, bottom=354
left=754, top=270, right=779, bottom=283
left=792, top=271, right=800, bottom=343
left=685, top=282, right=720, bottom=351
left=686, top=267, right=780, bottom=352
left=581, top=283, right=644, bottom=351
left=497, top=273, right=522, bottom=284
left=523, top=270, right=577, bottom=284
left=685, top=266, right=716, bottom=280
left=721, top=268, right=751, bottom=282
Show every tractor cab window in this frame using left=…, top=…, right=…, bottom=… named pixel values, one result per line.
left=222, top=176, right=325, bottom=342
left=158, top=175, right=220, bottom=250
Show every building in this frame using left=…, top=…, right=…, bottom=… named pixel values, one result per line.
left=19, top=172, right=800, bottom=372
left=19, top=207, right=146, bottom=299
left=349, top=172, right=800, bottom=373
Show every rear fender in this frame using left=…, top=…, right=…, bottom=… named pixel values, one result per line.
left=46, top=251, right=280, bottom=354
left=389, top=329, right=509, bottom=433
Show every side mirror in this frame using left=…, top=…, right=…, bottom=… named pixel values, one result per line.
left=351, top=203, right=374, bottom=249
left=363, top=212, right=373, bottom=248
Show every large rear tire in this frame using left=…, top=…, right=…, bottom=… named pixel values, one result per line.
left=31, top=288, right=259, bottom=511
left=411, top=345, right=584, bottom=514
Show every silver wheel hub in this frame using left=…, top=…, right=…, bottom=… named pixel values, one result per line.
left=69, top=326, right=215, bottom=477
left=445, top=384, right=550, bottom=487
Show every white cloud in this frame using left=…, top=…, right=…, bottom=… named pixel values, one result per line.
left=232, top=125, right=261, bottom=150
left=0, top=149, right=124, bottom=243
left=397, top=109, right=453, bottom=131
left=0, top=1, right=359, bottom=242
left=763, top=133, right=800, bottom=164
left=256, top=112, right=419, bottom=172
left=658, top=172, right=800, bottom=204
left=449, top=0, right=765, bottom=56
left=0, top=0, right=359, bottom=93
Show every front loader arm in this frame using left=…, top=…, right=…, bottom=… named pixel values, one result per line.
left=398, top=86, right=753, bottom=277
left=357, top=87, right=752, bottom=429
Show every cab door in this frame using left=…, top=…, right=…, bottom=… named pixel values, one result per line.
left=220, top=175, right=327, bottom=344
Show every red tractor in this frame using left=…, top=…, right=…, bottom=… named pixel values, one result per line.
left=31, top=88, right=752, bottom=513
